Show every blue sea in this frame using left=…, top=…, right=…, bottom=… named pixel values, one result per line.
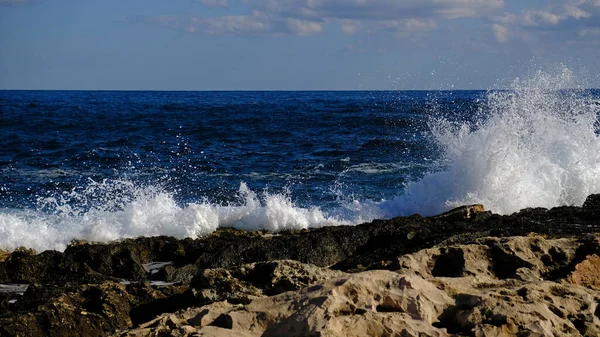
left=1, top=69, right=600, bottom=251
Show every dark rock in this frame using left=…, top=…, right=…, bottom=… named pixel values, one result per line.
left=0, top=281, right=189, bottom=337
left=489, top=244, right=533, bottom=279
left=209, top=313, right=234, bottom=329
left=432, top=248, right=466, bottom=277
left=434, top=204, right=486, bottom=220
left=583, top=194, right=600, bottom=209
left=150, top=264, right=197, bottom=283
left=0, top=250, right=63, bottom=284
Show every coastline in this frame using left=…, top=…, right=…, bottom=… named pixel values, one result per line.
left=1, top=194, right=599, bottom=336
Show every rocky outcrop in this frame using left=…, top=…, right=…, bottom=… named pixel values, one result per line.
left=1, top=194, right=599, bottom=285
left=1, top=194, right=600, bottom=336
left=113, top=235, right=600, bottom=337
left=120, top=271, right=453, bottom=337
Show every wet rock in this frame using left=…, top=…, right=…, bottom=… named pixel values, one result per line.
left=150, top=264, right=197, bottom=283
left=434, top=204, right=487, bottom=220
left=2, top=196, right=600, bottom=285
left=0, top=250, right=59, bottom=284
left=583, top=194, right=600, bottom=209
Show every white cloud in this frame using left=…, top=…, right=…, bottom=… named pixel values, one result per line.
left=135, top=0, right=505, bottom=37
left=340, top=19, right=360, bottom=34
left=492, top=23, right=508, bottom=42
left=564, top=4, right=591, bottom=19
left=195, top=0, right=229, bottom=8
left=522, top=10, right=561, bottom=26
left=489, top=0, right=599, bottom=46
left=130, top=12, right=323, bottom=37
left=493, top=0, right=597, bottom=28
left=378, top=18, right=437, bottom=36
left=286, top=18, right=323, bottom=35
left=133, top=0, right=599, bottom=47
left=253, top=0, right=504, bottom=21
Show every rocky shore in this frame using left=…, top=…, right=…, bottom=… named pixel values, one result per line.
left=1, top=194, right=600, bottom=336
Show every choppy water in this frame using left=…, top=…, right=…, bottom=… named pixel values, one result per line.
left=1, top=67, right=599, bottom=251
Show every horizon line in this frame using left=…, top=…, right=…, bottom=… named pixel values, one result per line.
left=2, top=88, right=599, bottom=92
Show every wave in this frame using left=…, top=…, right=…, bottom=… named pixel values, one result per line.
left=378, top=66, right=600, bottom=216
left=0, top=181, right=378, bottom=252
left=1, top=66, right=598, bottom=252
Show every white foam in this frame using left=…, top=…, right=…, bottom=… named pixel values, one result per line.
left=0, top=67, right=598, bottom=252
left=0, top=284, right=29, bottom=294
left=378, top=67, right=600, bottom=216
left=0, top=182, right=355, bottom=252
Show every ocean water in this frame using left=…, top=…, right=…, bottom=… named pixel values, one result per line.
left=1, top=68, right=599, bottom=252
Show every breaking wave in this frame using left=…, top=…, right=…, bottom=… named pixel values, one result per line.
left=1, top=66, right=598, bottom=252
left=379, top=67, right=600, bottom=216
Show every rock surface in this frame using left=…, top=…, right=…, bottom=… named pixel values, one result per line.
left=0, top=194, right=599, bottom=336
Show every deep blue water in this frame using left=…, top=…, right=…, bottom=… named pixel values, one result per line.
left=1, top=84, right=599, bottom=252
left=0, top=90, right=477, bottom=209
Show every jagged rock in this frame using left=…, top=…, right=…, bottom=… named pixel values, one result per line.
left=1, top=195, right=600, bottom=336
left=151, top=264, right=197, bottom=282
left=436, top=278, right=600, bottom=336
left=191, top=268, right=262, bottom=305
left=397, top=235, right=582, bottom=282
left=568, top=254, right=600, bottom=290
left=123, top=235, right=600, bottom=337
left=188, top=260, right=346, bottom=305
left=0, top=282, right=182, bottom=337
left=239, top=260, right=346, bottom=295
left=121, top=271, right=453, bottom=337
left=2, top=197, right=600, bottom=285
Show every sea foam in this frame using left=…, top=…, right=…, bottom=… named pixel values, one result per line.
left=0, top=182, right=351, bottom=252
left=379, top=67, right=600, bottom=216
left=0, top=67, right=598, bottom=252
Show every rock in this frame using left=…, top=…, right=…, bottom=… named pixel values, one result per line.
left=434, top=204, right=487, bottom=220
left=241, top=260, right=346, bottom=295
left=583, top=194, right=600, bottom=209
left=2, top=195, right=600, bottom=284
left=438, top=280, right=600, bottom=336
left=0, top=281, right=190, bottom=337
left=151, top=264, right=197, bottom=282
left=1, top=195, right=600, bottom=336
left=398, top=235, right=582, bottom=282
left=191, top=268, right=262, bottom=305
left=126, top=271, right=453, bottom=337
left=568, top=254, right=600, bottom=290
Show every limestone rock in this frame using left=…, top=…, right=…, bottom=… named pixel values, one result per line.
left=568, top=254, right=600, bottom=290
left=397, top=235, right=580, bottom=282
left=123, top=271, right=453, bottom=337
left=241, top=260, right=347, bottom=295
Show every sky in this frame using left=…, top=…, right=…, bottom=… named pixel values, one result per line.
left=0, top=0, right=599, bottom=90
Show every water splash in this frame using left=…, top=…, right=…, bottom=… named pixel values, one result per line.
left=1, top=67, right=598, bottom=252
left=380, top=67, right=600, bottom=216
left=0, top=181, right=351, bottom=252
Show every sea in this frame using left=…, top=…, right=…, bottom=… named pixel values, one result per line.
left=1, top=67, right=600, bottom=252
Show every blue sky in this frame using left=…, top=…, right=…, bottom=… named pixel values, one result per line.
left=1, top=0, right=599, bottom=90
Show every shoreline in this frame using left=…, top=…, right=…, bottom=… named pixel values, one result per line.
left=1, top=194, right=599, bottom=336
